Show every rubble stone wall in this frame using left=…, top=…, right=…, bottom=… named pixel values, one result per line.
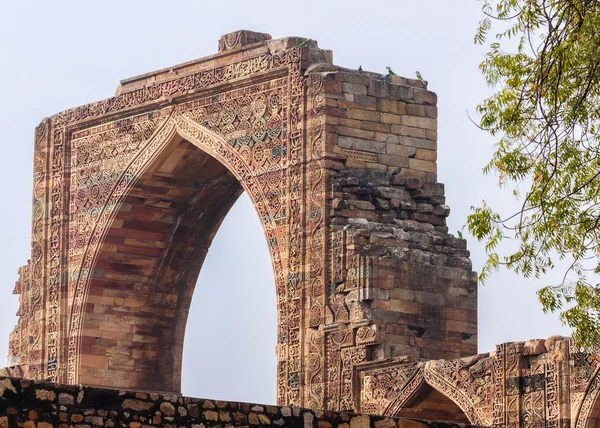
left=0, top=376, right=473, bottom=428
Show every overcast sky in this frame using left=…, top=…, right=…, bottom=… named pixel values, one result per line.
left=0, top=0, right=571, bottom=405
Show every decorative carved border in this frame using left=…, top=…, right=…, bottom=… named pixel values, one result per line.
left=423, top=361, right=486, bottom=426
left=51, top=51, right=291, bottom=126
left=386, top=367, right=425, bottom=417
left=575, top=366, right=600, bottom=428
left=304, top=72, right=327, bottom=409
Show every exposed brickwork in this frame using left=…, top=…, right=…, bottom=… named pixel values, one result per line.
left=0, top=377, right=474, bottom=428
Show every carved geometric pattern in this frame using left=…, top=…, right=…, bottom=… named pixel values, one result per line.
left=423, top=358, right=492, bottom=426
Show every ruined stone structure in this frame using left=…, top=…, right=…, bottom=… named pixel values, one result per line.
left=0, top=376, right=469, bottom=428
left=3, top=30, right=600, bottom=427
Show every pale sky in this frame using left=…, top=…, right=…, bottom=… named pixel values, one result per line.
left=0, top=0, right=570, bottom=405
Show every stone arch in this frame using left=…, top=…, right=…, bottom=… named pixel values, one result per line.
left=575, top=366, right=600, bottom=428
left=68, top=108, right=287, bottom=391
left=384, top=364, right=483, bottom=425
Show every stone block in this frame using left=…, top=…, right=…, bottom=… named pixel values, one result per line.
left=389, top=288, right=415, bottom=301
left=415, top=148, right=437, bottom=162
left=340, top=73, right=371, bottom=86
left=348, top=200, right=376, bottom=211
left=426, top=129, right=437, bottom=141
left=377, top=154, right=409, bottom=168
left=390, top=299, right=420, bottom=314
left=368, top=79, right=414, bottom=102
left=387, top=144, right=417, bottom=158
left=402, top=115, right=437, bottom=130
left=350, top=415, right=370, bottom=428
left=338, top=136, right=387, bottom=154
left=353, top=95, right=377, bottom=109
left=399, top=136, right=437, bottom=150
left=376, top=98, right=406, bottom=115
left=348, top=108, right=381, bottom=122
left=406, top=104, right=426, bottom=117
left=413, top=88, right=438, bottom=105
left=390, top=125, right=427, bottom=139
left=361, top=121, right=391, bottom=133
left=424, top=105, right=437, bottom=119
left=335, top=126, right=376, bottom=140
left=381, top=113, right=402, bottom=125
left=343, top=82, right=368, bottom=95
left=365, top=162, right=387, bottom=171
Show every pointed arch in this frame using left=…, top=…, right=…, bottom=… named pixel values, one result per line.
left=575, top=365, right=600, bottom=428
left=67, top=107, right=288, bottom=390
left=384, top=363, right=484, bottom=425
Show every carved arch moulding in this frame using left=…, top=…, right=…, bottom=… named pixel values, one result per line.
left=3, top=30, right=481, bottom=412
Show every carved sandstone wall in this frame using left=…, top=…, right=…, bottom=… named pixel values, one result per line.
left=356, top=336, right=600, bottom=428
left=2, top=30, right=476, bottom=412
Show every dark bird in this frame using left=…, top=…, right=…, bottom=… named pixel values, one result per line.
left=391, top=167, right=402, bottom=176
left=366, top=182, right=374, bottom=188
left=358, top=65, right=363, bottom=73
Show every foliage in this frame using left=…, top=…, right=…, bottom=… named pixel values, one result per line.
left=469, top=0, right=600, bottom=345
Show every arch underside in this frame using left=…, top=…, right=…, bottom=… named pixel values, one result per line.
left=76, top=125, right=276, bottom=391
left=382, top=365, right=482, bottom=426
left=393, top=382, right=470, bottom=424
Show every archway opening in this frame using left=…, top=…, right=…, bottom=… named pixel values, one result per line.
left=394, top=383, right=470, bottom=423
left=79, top=135, right=277, bottom=395
left=181, top=191, right=276, bottom=403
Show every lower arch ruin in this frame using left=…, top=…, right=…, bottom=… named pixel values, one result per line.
left=2, top=30, right=600, bottom=427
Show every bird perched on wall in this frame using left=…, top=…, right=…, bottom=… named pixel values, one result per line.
left=297, top=38, right=311, bottom=48
left=358, top=65, right=363, bottom=73
left=386, top=66, right=397, bottom=76
left=391, top=167, right=402, bottom=176
left=416, top=71, right=424, bottom=82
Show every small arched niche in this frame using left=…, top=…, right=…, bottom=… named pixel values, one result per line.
left=394, top=383, right=470, bottom=423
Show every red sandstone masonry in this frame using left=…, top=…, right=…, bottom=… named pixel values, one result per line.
left=4, top=30, right=476, bottom=411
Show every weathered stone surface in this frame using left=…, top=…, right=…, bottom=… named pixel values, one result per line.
left=0, top=377, right=476, bottom=428
left=0, top=29, right=536, bottom=425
